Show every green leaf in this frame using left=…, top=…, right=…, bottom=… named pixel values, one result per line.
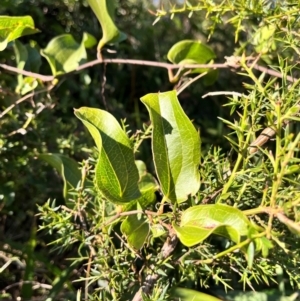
left=41, top=33, right=88, bottom=76
left=0, top=16, right=39, bottom=51
left=24, top=41, right=42, bottom=73
left=167, top=40, right=218, bottom=84
left=121, top=214, right=149, bottom=249
left=87, top=0, right=126, bottom=51
left=169, top=287, right=222, bottom=301
left=168, top=40, right=215, bottom=67
left=173, top=204, right=251, bottom=247
left=74, top=107, right=141, bottom=204
left=214, top=289, right=296, bottom=301
left=120, top=161, right=157, bottom=212
left=151, top=224, right=166, bottom=238
left=135, top=160, right=157, bottom=206
left=140, top=90, right=200, bottom=204
left=13, top=40, right=28, bottom=94
left=14, top=40, right=40, bottom=95
left=83, top=32, right=97, bottom=49
left=38, top=154, right=81, bottom=202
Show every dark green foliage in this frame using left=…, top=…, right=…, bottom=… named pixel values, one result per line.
left=1, top=0, right=300, bottom=300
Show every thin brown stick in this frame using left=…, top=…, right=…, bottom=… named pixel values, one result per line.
left=176, top=71, right=207, bottom=95
left=0, top=92, right=34, bottom=118
left=0, top=63, right=54, bottom=81
left=132, top=231, right=178, bottom=301
left=0, top=56, right=297, bottom=83
left=0, top=85, right=54, bottom=119
left=251, top=64, right=297, bottom=83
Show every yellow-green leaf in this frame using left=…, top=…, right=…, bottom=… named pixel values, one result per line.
left=74, top=107, right=141, bottom=204
left=41, top=33, right=88, bottom=76
left=87, top=0, right=126, bottom=51
left=121, top=214, right=149, bottom=249
left=38, top=153, right=81, bottom=203
left=0, top=16, right=39, bottom=51
left=169, top=287, right=222, bottom=301
left=167, top=40, right=217, bottom=85
left=141, top=90, right=200, bottom=203
left=173, top=204, right=251, bottom=247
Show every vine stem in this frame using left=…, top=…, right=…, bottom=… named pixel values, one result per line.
left=0, top=56, right=297, bottom=83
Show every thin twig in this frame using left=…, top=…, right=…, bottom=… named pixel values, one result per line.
left=132, top=230, right=178, bottom=301
left=249, top=105, right=300, bottom=154
left=0, top=92, right=34, bottom=118
left=3, top=281, right=52, bottom=291
left=0, top=56, right=297, bottom=84
left=252, top=64, right=297, bottom=83
left=0, top=85, right=54, bottom=119
left=202, top=91, right=244, bottom=98
left=176, top=71, right=207, bottom=95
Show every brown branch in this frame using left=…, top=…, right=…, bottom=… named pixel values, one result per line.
left=1, top=57, right=297, bottom=84
left=251, top=64, right=298, bottom=83
left=0, top=63, right=54, bottom=81
left=0, top=85, right=55, bottom=119
left=0, top=92, right=35, bottom=118
left=132, top=230, right=178, bottom=301
left=249, top=105, right=300, bottom=154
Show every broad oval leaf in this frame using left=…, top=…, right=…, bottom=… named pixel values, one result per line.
left=168, top=40, right=215, bottom=67
left=121, top=214, right=149, bottom=249
left=140, top=90, right=200, bottom=203
left=0, top=16, right=40, bottom=51
left=38, top=153, right=81, bottom=203
left=87, top=0, right=126, bottom=51
left=74, top=107, right=141, bottom=204
left=41, top=33, right=88, bottom=75
left=169, top=287, right=222, bottom=301
left=167, top=40, right=217, bottom=85
left=173, top=204, right=251, bottom=247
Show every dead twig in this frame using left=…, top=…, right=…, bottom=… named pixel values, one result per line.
left=131, top=230, right=178, bottom=301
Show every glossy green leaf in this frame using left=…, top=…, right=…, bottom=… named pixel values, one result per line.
left=41, top=33, right=88, bottom=75
left=167, top=40, right=218, bottom=84
left=74, top=107, right=141, bottom=204
left=173, top=204, right=251, bottom=247
left=140, top=90, right=200, bottom=203
left=121, top=214, right=149, bottom=249
left=169, top=287, right=222, bottom=301
left=38, top=154, right=81, bottom=202
left=87, top=0, right=126, bottom=51
left=168, top=40, right=215, bottom=66
left=0, top=16, right=39, bottom=51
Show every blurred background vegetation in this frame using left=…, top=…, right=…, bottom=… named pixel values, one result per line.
left=0, top=0, right=283, bottom=299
